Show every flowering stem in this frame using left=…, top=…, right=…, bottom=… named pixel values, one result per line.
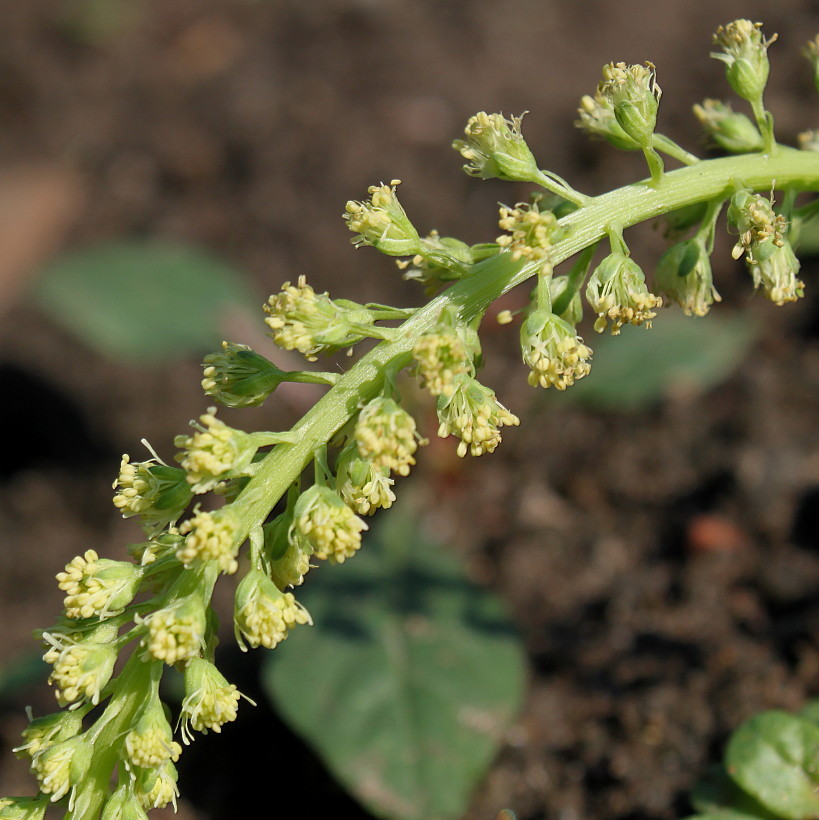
left=227, top=147, right=819, bottom=553
left=533, top=169, right=590, bottom=206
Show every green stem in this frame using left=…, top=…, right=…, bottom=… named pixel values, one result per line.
left=751, top=98, right=775, bottom=153
left=533, top=169, right=590, bottom=206
left=642, top=146, right=665, bottom=185
left=551, top=243, right=599, bottom=316
left=227, top=148, right=819, bottom=545
left=652, top=133, right=699, bottom=166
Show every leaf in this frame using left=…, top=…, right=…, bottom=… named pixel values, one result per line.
left=798, top=700, right=819, bottom=727
left=261, top=504, right=527, bottom=820
left=690, top=764, right=778, bottom=820
left=29, top=240, right=257, bottom=363
left=726, top=711, right=819, bottom=820
left=561, top=311, right=756, bottom=411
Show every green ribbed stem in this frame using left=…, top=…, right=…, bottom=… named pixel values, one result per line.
left=229, top=147, right=819, bottom=544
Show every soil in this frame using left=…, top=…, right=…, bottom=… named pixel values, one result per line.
left=1, top=1, right=819, bottom=819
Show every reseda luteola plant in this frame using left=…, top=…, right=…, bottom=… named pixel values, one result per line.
left=4, top=20, right=819, bottom=819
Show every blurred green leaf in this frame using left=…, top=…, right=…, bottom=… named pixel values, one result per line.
left=30, top=241, right=256, bottom=363
left=690, top=765, right=778, bottom=820
left=725, top=711, right=819, bottom=820
left=262, top=504, right=527, bottom=820
left=562, top=311, right=756, bottom=411
left=798, top=700, right=819, bottom=727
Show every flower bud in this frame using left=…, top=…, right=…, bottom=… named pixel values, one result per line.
left=180, top=658, right=243, bottom=743
left=355, top=397, right=423, bottom=477
left=655, top=239, right=721, bottom=317
left=264, top=513, right=311, bottom=588
left=234, top=567, right=311, bottom=651
left=586, top=253, right=662, bottom=334
left=177, top=507, right=240, bottom=575
left=142, top=593, right=207, bottom=665
left=43, top=632, right=118, bottom=709
left=134, top=760, right=178, bottom=810
left=0, top=796, right=49, bottom=819
left=711, top=20, right=776, bottom=103
left=14, top=710, right=85, bottom=761
left=335, top=440, right=396, bottom=516
left=113, top=455, right=192, bottom=531
left=804, top=36, right=819, bottom=94
left=692, top=99, right=763, bottom=153
left=597, top=62, right=661, bottom=149
left=452, top=112, right=539, bottom=182
left=344, top=180, right=421, bottom=256
left=264, top=276, right=374, bottom=361
left=396, top=232, right=473, bottom=295
left=436, top=374, right=519, bottom=458
left=31, top=734, right=91, bottom=803
left=289, top=485, right=368, bottom=565
left=520, top=310, right=592, bottom=390
left=57, top=550, right=142, bottom=620
left=496, top=201, right=561, bottom=269
left=100, top=785, right=149, bottom=820
left=575, top=91, right=641, bottom=150
left=125, top=690, right=182, bottom=769
left=202, top=342, right=289, bottom=407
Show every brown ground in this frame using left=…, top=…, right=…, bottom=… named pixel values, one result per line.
left=1, top=1, right=819, bottom=818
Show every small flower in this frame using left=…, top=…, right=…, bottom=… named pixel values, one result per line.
left=804, top=35, right=819, bottom=94
left=14, top=710, right=84, bottom=761
left=142, top=594, right=207, bottom=665
left=586, top=253, right=663, bottom=334
left=452, top=112, right=539, bottom=182
left=692, top=99, right=763, bottom=153
left=335, top=441, right=396, bottom=516
left=113, top=454, right=192, bottom=531
left=343, top=180, right=421, bottom=256
left=728, top=191, right=804, bottom=305
left=57, top=550, right=142, bottom=620
left=174, top=408, right=263, bottom=493
left=355, top=397, right=424, bottom=477
left=0, top=796, right=49, bottom=819
left=101, top=784, right=149, bottom=820
left=520, top=309, right=592, bottom=390
left=496, top=202, right=560, bottom=269
left=264, top=276, right=372, bottom=361
left=655, top=238, right=721, bottom=317
left=798, top=130, right=819, bottom=152
left=125, top=693, right=182, bottom=769
left=412, top=327, right=473, bottom=397
left=31, top=734, right=90, bottom=803
left=264, top=514, right=312, bottom=588
left=597, top=62, right=661, bottom=149
left=42, top=630, right=118, bottom=709
left=134, top=761, right=179, bottom=811
left=234, top=568, right=312, bottom=651
left=576, top=90, right=641, bottom=150
left=177, top=507, right=240, bottom=575
left=289, top=485, right=368, bottom=565
left=127, top=531, right=184, bottom=567
left=396, top=232, right=473, bottom=295
left=711, top=19, right=776, bottom=102
left=436, top=374, right=520, bottom=458
left=180, top=658, right=243, bottom=744
left=201, top=342, right=289, bottom=407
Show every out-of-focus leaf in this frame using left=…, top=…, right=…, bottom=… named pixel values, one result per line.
left=262, top=505, right=527, bottom=820
left=725, top=711, right=819, bottom=820
left=690, top=765, right=778, bottom=820
left=562, top=311, right=756, bottom=411
left=799, top=699, right=819, bottom=727
left=30, top=241, right=256, bottom=363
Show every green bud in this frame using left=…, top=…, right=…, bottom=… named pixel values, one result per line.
left=344, top=180, right=421, bottom=256
left=101, top=785, right=149, bottom=820
left=181, top=657, right=242, bottom=742
left=452, top=112, right=539, bottom=182
left=711, top=20, right=775, bottom=103
left=692, top=99, right=763, bottom=153
left=655, top=238, right=721, bottom=317
left=804, top=36, right=819, bottom=94
left=202, top=342, right=290, bottom=407
left=597, top=62, right=660, bottom=149
left=14, top=709, right=85, bottom=760
left=396, top=232, right=474, bottom=295
left=520, top=308, right=592, bottom=390
left=576, top=91, right=641, bottom=150
left=0, top=796, right=49, bottom=820
left=335, top=439, right=395, bottom=516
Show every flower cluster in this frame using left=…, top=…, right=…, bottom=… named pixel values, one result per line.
left=452, top=111, right=539, bottom=182
left=496, top=202, right=560, bottom=269
left=344, top=180, right=421, bottom=256
left=586, top=253, right=663, bottom=334
left=520, top=309, right=592, bottom=390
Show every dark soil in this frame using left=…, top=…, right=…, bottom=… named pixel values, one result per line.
left=1, top=2, right=819, bottom=819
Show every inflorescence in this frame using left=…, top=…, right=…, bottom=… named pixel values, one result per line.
left=4, top=19, right=818, bottom=819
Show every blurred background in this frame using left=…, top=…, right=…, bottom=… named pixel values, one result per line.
left=2, top=1, right=819, bottom=818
